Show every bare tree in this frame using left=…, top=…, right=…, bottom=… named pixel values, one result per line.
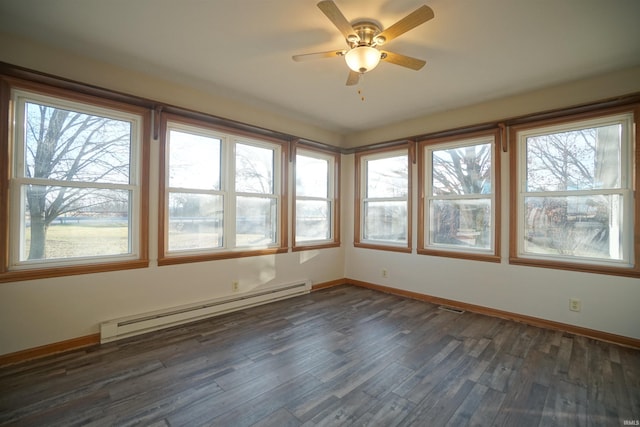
left=526, top=129, right=597, bottom=192
left=432, top=144, right=491, bottom=196
left=24, top=103, right=131, bottom=259
left=524, top=126, right=620, bottom=257
left=431, top=144, right=492, bottom=247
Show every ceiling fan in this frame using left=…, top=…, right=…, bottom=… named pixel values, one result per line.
left=293, top=0, right=434, bottom=86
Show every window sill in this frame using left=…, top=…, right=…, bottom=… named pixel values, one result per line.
left=509, top=256, right=640, bottom=278
left=292, top=242, right=340, bottom=252
left=158, top=247, right=289, bottom=266
left=353, top=242, right=412, bottom=253
left=418, top=248, right=501, bottom=263
left=0, top=259, right=150, bottom=283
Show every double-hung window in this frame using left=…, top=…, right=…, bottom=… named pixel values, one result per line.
left=419, top=131, right=500, bottom=261
left=164, top=121, right=224, bottom=252
left=293, top=146, right=340, bottom=249
left=355, top=145, right=411, bottom=252
left=1, top=81, right=149, bottom=282
left=510, top=108, right=638, bottom=276
left=159, top=115, right=287, bottom=264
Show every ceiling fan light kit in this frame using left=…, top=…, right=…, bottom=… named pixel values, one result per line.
left=345, top=46, right=381, bottom=73
left=293, top=0, right=434, bottom=86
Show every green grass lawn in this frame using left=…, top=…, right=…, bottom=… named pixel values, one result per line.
left=25, top=223, right=129, bottom=259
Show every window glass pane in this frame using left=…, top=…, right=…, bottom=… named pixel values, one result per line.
left=169, top=130, right=220, bottom=190
left=429, top=199, right=491, bottom=249
left=24, top=101, right=132, bottom=184
left=21, top=185, right=130, bottom=261
left=523, top=195, right=623, bottom=261
left=432, top=143, right=491, bottom=196
left=296, top=154, right=328, bottom=198
left=168, top=193, right=223, bottom=251
left=526, top=124, right=621, bottom=192
left=236, top=143, right=274, bottom=194
left=236, top=196, right=277, bottom=246
left=366, top=155, right=408, bottom=198
left=296, top=200, right=330, bottom=242
left=364, top=201, right=407, bottom=242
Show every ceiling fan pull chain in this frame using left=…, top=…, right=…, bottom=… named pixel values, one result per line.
left=357, top=74, right=366, bottom=101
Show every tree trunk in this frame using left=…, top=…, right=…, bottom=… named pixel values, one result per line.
left=28, top=214, right=47, bottom=260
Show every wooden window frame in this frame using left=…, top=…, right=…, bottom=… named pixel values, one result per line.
left=158, top=113, right=288, bottom=266
left=354, top=143, right=413, bottom=253
left=0, top=77, right=150, bottom=283
left=292, top=143, right=340, bottom=251
left=418, top=129, right=501, bottom=262
left=509, top=105, right=640, bottom=277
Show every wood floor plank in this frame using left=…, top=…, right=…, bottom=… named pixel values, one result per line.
left=444, top=382, right=490, bottom=426
left=1, top=284, right=638, bottom=426
left=209, top=374, right=322, bottom=427
left=303, top=389, right=379, bottom=427
left=397, top=379, right=475, bottom=426
left=467, top=386, right=506, bottom=427
left=284, top=384, right=341, bottom=423
left=354, top=361, right=415, bottom=399
left=354, top=393, right=414, bottom=427
left=250, top=407, right=300, bottom=427
left=492, top=350, right=551, bottom=427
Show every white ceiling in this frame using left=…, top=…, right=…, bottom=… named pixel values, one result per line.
left=1, top=0, right=639, bottom=136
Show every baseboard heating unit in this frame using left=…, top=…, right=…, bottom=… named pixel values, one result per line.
left=100, top=280, right=311, bottom=343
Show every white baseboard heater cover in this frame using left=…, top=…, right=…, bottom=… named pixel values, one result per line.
left=100, top=280, right=311, bottom=343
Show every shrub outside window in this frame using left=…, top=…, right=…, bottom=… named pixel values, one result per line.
left=419, top=131, right=499, bottom=262
left=511, top=109, right=637, bottom=275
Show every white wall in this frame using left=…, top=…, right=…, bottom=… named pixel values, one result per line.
left=342, top=148, right=640, bottom=340
left=1, top=31, right=639, bottom=356
left=0, top=32, right=346, bottom=356
left=340, top=63, right=640, bottom=342
left=0, top=32, right=344, bottom=147
left=344, top=66, right=640, bottom=147
left=0, top=125, right=345, bottom=355
left=0, top=249, right=344, bottom=355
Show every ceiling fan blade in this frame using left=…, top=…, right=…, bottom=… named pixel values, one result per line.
left=317, top=0, right=358, bottom=41
left=346, top=70, right=360, bottom=86
left=292, top=50, right=346, bottom=62
left=381, top=50, right=426, bottom=70
left=377, top=5, right=434, bottom=44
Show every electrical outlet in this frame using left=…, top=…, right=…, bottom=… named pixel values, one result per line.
left=381, top=269, right=388, bottom=278
left=232, top=281, right=240, bottom=292
left=569, top=298, right=581, bottom=312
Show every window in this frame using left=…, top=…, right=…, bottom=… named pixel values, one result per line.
left=511, top=108, right=639, bottom=276
left=419, top=131, right=500, bottom=261
left=293, top=145, right=340, bottom=249
left=1, top=82, right=149, bottom=281
left=355, top=144, right=412, bottom=252
left=165, top=125, right=223, bottom=252
left=159, top=115, right=287, bottom=264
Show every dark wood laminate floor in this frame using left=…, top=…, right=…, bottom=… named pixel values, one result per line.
left=1, top=285, right=639, bottom=426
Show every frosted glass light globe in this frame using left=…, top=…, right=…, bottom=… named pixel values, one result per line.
left=345, top=46, right=381, bottom=73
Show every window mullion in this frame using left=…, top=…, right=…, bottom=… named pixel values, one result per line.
left=17, top=177, right=134, bottom=191
left=523, top=189, right=624, bottom=197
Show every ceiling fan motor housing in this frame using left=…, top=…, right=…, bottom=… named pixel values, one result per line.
left=349, top=21, right=384, bottom=48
